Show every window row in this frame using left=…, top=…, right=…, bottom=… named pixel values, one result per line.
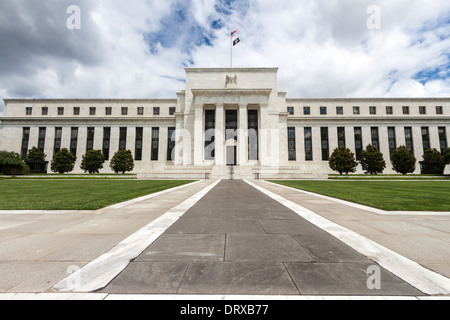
left=287, top=126, right=448, bottom=162
left=287, top=106, right=445, bottom=116
left=21, top=127, right=176, bottom=162
left=25, top=106, right=177, bottom=116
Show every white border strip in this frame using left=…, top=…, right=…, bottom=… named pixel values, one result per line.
left=54, top=180, right=221, bottom=293
left=264, top=180, right=450, bottom=216
left=245, top=180, right=450, bottom=296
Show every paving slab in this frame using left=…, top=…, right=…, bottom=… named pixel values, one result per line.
left=102, top=180, right=424, bottom=296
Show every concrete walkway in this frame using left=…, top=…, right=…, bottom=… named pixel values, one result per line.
left=100, top=180, right=423, bottom=296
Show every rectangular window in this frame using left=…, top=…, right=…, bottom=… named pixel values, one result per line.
left=26, top=107, right=33, bottom=116
left=287, top=107, right=294, bottom=115
left=320, top=107, right=327, bottom=115
left=58, top=107, right=64, bottom=116
left=336, top=106, right=343, bottom=115
left=73, top=107, right=80, bottom=116
left=135, top=127, right=143, bottom=161
left=121, top=107, right=128, bottom=116
left=422, top=127, right=430, bottom=151
left=153, top=107, right=160, bottom=116
left=288, top=127, right=296, bottom=161
left=321, top=127, right=329, bottom=161
left=353, top=106, right=360, bottom=115
left=103, top=127, right=111, bottom=160
left=86, top=127, right=95, bottom=152
left=386, top=106, right=393, bottom=115
left=248, top=110, right=259, bottom=161
left=105, top=107, right=112, bottom=116
left=388, top=127, right=397, bottom=160
left=54, top=127, right=63, bottom=154
left=439, top=127, right=448, bottom=151
left=226, top=110, right=238, bottom=141
left=169, top=107, right=176, bottom=116
left=21, top=127, right=30, bottom=159
left=371, top=127, right=380, bottom=150
left=369, top=106, right=377, bottom=115
left=436, top=106, right=443, bottom=115
left=38, top=127, right=46, bottom=152
left=137, top=107, right=144, bottom=116
left=151, top=127, right=160, bottom=161
left=303, top=107, right=311, bottom=115
left=70, top=128, right=78, bottom=156
left=42, top=107, right=48, bottom=116
left=167, top=127, right=176, bottom=161
left=354, top=127, right=363, bottom=161
left=304, top=127, right=313, bottom=161
left=405, top=127, right=414, bottom=156
left=205, top=110, right=216, bottom=160
left=403, top=106, right=410, bottom=115
left=419, top=106, right=427, bottom=115
left=90, top=107, right=96, bottom=116
left=338, top=127, right=346, bottom=148
left=119, top=127, right=127, bottom=150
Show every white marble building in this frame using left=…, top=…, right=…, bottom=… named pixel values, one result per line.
left=1, top=68, right=449, bottom=179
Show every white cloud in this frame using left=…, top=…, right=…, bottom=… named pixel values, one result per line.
left=0, top=0, right=449, bottom=115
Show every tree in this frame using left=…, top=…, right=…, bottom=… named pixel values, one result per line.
left=422, top=148, right=442, bottom=163
left=51, top=148, right=76, bottom=174
left=26, top=147, right=47, bottom=162
left=0, top=151, right=30, bottom=175
left=329, top=146, right=358, bottom=175
left=110, top=149, right=134, bottom=174
left=392, top=146, right=417, bottom=175
left=360, top=144, right=386, bottom=175
left=80, top=150, right=105, bottom=174
left=442, top=148, right=450, bottom=171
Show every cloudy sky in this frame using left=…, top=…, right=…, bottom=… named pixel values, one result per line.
left=1, top=0, right=450, bottom=115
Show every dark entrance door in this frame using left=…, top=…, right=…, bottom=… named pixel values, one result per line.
left=227, top=146, right=237, bottom=166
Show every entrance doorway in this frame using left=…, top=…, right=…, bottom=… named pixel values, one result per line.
left=227, top=146, right=237, bottom=166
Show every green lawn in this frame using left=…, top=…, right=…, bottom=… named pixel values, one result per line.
left=270, top=180, right=450, bottom=212
left=0, top=180, right=194, bottom=210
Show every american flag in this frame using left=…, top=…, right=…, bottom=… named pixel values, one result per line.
left=231, top=30, right=238, bottom=38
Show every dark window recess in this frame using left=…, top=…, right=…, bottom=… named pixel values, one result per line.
left=321, top=127, right=329, bottom=161
left=119, top=127, right=127, bottom=150
left=422, top=127, right=430, bottom=152
left=304, top=127, right=313, bottom=161
left=288, top=127, right=296, bottom=161
left=388, top=127, right=397, bottom=160
left=205, top=110, right=216, bottom=160
left=151, top=127, right=160, bottom=161
left=226, top=110, right=238, bottom=141
left=405, top=127, right=414, bottom=156
left=439, top=127, right=448, bottom=151
left=354, top=127, right=363, bottom=161
left=86, top=127, right=95, bottom=152
left=103, top=127, right=111, bottom=160
left=338, top=127, right=346, bottom=149
left=135, top=127, right=143, bottom=161
left=167, top=127, right=176, bottom=161
left=54, top=127, right=62, bottom=154
left=21, top=127, right=30, bottom=159
left=38, top=128, right=46, bottom=152
left=371, top=127, right=380, bottom=150
left=70, top=128, right=79, bottom=156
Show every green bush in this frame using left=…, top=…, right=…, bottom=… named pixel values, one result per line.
left=0, top=151, right=30, bottom=175
left=392, top=146, right=417, bottom=175
left=26, top=147, right=47, bottom=162
left=51, top=148, right=77, bottom=174
left=80, top=150, right=106, bottom=174
left=329, top=146, right=358, bottom=175
left=110, top=149, right=134, bottom=174
left=360, top=144, right=386, bottom=175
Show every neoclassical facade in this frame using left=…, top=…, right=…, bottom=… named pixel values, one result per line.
left=1, top=68, right=449, bottom=179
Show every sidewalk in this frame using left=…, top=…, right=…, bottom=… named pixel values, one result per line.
left=254, top=180, right=450, bottom=280
left=99, top=180, right=423, bottom=296
left=0, top=180, right=214, bottom=293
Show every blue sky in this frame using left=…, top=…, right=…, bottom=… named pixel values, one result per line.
left=0, top=0, right=450, bottom=115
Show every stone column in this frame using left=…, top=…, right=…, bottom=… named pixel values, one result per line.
left=239, top=104, right=248, bottom=166
left=429, top=126, right=440, bottom=150
left=215, top=104, right=225, bottom=166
